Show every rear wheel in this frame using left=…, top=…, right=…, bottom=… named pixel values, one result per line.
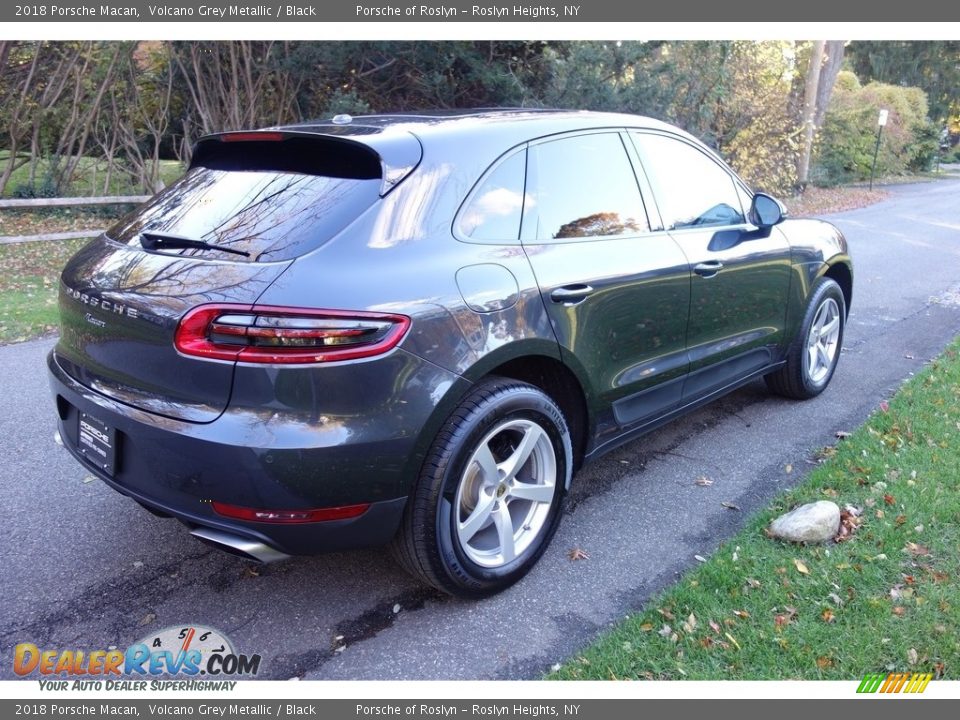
left=766, top=277, right=846, bottom=399
left=392, top=377, right=571, bottom=597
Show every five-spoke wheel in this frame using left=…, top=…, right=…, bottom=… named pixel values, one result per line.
left=392, top=378, right=571, bottom=597
left=766, top=277, right=846, bottom=399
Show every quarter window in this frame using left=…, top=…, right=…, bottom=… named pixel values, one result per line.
left=631, top=133, right=745, bottom=230
left=522, top=133, right=649, bottom=242
left=459, top=151, right=527, bottom=241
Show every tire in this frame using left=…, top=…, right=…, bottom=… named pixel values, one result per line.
left=766, top=277, right=846, bottom=400
left=391, top=377, right=572, bottom=598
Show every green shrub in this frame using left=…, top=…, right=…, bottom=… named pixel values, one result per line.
left=813, top=72, right=937, bottom=184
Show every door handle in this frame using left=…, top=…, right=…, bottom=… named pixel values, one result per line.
left=694, top=261, right=724, bottom=278
left=550, top=285, right=594, bottom=305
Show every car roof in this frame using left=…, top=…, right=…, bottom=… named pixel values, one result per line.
left=269, top=109, right=699, bottom=192
left=280, top=108, right=684, bottom=145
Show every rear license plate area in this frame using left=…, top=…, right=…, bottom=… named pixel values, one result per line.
left=77, top=411, right=117, bottom=476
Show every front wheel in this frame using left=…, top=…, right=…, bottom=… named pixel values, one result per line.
left=392, top=377, right=572, bottom=598
left=766, top=277, right=846, bottom=399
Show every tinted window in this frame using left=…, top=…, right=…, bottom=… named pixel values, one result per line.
left=522, top=134, right=649, bottom=241
left=459, top=151, right=526, bottom=241
left=631, top=133, right=745, bottom=230
left=108, top=167, right=381, bottom=263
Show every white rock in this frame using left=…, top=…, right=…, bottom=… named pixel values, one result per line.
left=769, top=501, right=840, bottom=543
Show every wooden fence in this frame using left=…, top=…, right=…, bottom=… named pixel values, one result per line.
left=0, top=195, right=150, bottom=245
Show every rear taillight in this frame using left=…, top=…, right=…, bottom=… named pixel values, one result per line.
left=212, top=501, right=370, bottom=524
left=174, top=304, right=410, bottom=364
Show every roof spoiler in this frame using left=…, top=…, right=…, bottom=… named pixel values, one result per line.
left=191, top=129, right=422, bottom=196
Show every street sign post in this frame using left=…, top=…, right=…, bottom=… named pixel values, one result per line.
left=870, top=109, right=888, bottom=190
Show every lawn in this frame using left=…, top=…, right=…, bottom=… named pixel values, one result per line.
left=0, top=237, right=88, bottom=344
left=0, top=151, right=183, bottom=198
left=550, top=339, right=960, bottom=680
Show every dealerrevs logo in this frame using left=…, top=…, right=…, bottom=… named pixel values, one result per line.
left=14, top=625, right=260, bottom=687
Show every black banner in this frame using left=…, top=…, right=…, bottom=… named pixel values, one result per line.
left=2, top=0, right=958, bottom=22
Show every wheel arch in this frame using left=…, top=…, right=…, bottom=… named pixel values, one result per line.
left=822, top=259, right=853, bottom=317
left=402, top=341, right=594, bottom=494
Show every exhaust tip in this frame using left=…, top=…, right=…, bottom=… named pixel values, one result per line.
left=190, top=527, right=290, bottom=564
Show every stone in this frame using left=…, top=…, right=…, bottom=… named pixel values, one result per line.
left=769, top=501, right=841, bottom=543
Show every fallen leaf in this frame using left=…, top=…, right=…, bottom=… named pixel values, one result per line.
left=829, top=592, right=843, bottom=606
left=699, top=636, right=714, bottom=648
left=639, top=623, right=653, bottom=632
left=907, top=648, right=918, bottom=666
left=880, top=400, right=889, bottom=412
left=793, top=559, right=810, bottom=575
left=745, top=578, right=761, bottom=589
left=821, top=608, right=835, bottom=623
left=659, top=624, right=673, bottom=638
left=883, top=494, right=895, bottom=506
left=732, top=610, right=750, bottom=618
left=681, top=613, right=697, bottom=633
left=892, top=606, right=906, bottom=617
left=904, top=542, right=930, bottom=556
left=658, top=608, right=675, bottom=620
left=774, top=614, right=791, bottom=628
left=835, top=431, right=852, bottom=439
left=241, top=566, right=260, bottom=578
left=568, top=547, right=590, bottom=561
left=895, top=514, right=907, bottom=526
left=720, top=501, right=740, bottom=511
left=138, top=612, right=156, bottom=627
left=816, top=656, right=833, bottom=669
left=694, top=476, right=714, bottom=486
left=709, top=620, right=721, bottom=634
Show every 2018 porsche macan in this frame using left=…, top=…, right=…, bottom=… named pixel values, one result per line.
left=49, top=109, right=852, bottom=597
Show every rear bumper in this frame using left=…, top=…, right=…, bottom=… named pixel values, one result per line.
left=47, top=348, right=460, bottom=555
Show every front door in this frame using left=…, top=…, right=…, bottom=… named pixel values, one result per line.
left=630, top=131, right=792, bottom=400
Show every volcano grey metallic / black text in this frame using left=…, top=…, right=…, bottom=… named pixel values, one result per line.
left=48, top=109, right=852, bottom=597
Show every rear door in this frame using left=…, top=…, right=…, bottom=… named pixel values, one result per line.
left=55, top=134, right=384, bottom=422
left=518, top=131, right=691, bottom=438
left=629, top=131, right=792, bottom=401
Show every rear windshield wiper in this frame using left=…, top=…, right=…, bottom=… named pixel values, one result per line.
left=140, top=231, right=251, bottom=258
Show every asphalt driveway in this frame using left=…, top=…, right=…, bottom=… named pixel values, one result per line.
left=2, top=177, right=959, bottom=680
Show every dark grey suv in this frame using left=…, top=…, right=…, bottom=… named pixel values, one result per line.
left=49, top=109, right=852, bottom=597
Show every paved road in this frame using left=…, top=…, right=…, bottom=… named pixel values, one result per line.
left=2, top=179, right=959, bottom=680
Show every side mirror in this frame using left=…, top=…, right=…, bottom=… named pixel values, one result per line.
left=749, top=193, right=786, bottom=228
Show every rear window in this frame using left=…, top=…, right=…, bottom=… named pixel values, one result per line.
left=107, top=138, right=382, bottom=263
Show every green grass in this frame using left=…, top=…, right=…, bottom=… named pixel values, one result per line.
left=0, top=238, right=87, bottom=344
left=1, top=151, right=183, bottom=197
left=551, top=340, right=960, bottom=680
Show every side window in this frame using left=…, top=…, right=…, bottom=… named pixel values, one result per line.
left=631, top=133, right=745, bottom=230
left=458, top=150, right=527, bottom=241
left=522, top=133, right=649, bottom=242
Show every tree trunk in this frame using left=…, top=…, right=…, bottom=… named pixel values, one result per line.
left=814, top=41, right=846, bottom=129
left=797, top=40, right=826, bottom=188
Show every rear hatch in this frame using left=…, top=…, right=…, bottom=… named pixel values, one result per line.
left=55, top=132, right=387, bottom=422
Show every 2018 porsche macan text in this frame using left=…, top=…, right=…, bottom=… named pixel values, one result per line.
left=49, top=110, right=852, bottom=596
